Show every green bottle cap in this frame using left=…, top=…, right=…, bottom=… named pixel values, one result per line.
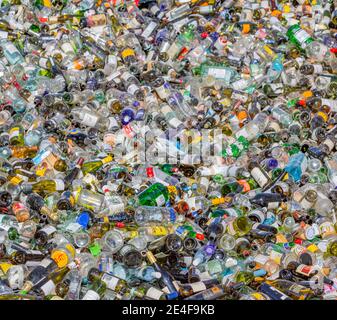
left=89, top=243, right=101, bottom=257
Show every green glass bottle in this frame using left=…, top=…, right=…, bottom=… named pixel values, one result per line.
left=21, top=179, right=65, bottom=195
left=81, top=155, right=113, bottom=175
left=221, top=136, right=249, bottom=159
left=9, top=125, right=24, bottom=146
left=82, top=280, right=107, bottom=300
left=227, top=216, right=252, bottom=237
left=88, top=268, right=129, bottom=294
left=138, top=183, right=169, bottom=206
left=221, top=181, right=243, bottom=196
left=286, top=24, right=314, bottom=49
left=235, top=271, right=254, bottom=285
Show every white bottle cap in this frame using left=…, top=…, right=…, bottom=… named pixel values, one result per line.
left=193, top=258, right=201, bottom=266
left=152, top=272, right=162, bottom=279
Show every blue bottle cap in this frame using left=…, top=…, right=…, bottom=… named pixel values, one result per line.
left=166, top=291, right=179, bottom=300
left=77, top=211, right=90, bottom=228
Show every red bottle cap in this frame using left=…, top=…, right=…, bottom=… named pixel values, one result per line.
left=115, top=222, right=125, bottom=228
left=146, top=167, right=154, bottom=178
left=294, top=238, right=303, bottom=245
left=196, top=233, right=204, bottom=240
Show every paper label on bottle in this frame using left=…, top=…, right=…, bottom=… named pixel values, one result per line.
left=190, top=282, right=207, bottom=292
left=66, top=222, right=82, bottom=233
left=120, top=71, right=133, bottom=82
left=102, top=273, right=119, bottom=290
left=9, top=127, right=20, bottom=139
left=155, top=85, right=169, bottom=100
left=29, top=249, right=43, bottom=255
left=81, top=113, right=98, bottom=127
left=319, top=221, right=336, bottom=238
left=82, top=289, right=100, bottom=300
left=141, top=21, right=157, bottom=39
left=269, top=250, right=283, bottom=265
left=167, top=42, right=180, bottom=59
left=0, top=31, right=8, bottom=39
left=127, top=84, right=139, bottom=96
left=313, top=64, right=323, bottom=73
left=40, top=258, right=52, bottom=268
left=254, top=254, right=269, bottom=265
left=296, top=264, right=313, bottom=276
left=251, top=167, right=268, bottom=187
left=155, top=194, right=166, bottom=206
left=186, top=197, right=196, bottom=210
left=41, top=225, right=56, bottom=236
left=5, top=42, right=19, bottom=55
left=61, top=43, right=74, bottom=54
left=206, top=67, right=231, bottom=82
left=168, top=118, right=182, bottom=129
left=40, top=279, right=56, bottom=295
left=300, top=196, right=314, bottom=210
left=322, top=99, right=337, bottom=112
left=294, top=29, right=311, bottom=46
left=291, top=244, right=307, bottom=256
left=146, top=287, right=164, bottom=300
left=54, top=179, right=65, bottom=191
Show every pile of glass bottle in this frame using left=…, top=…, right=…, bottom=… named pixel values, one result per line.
left=0, top=0, right=337, bottom=300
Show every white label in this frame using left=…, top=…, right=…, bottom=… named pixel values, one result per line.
left=66, top=222, right=82, bottom=233
left=146, top=287, right=164, bottom=300
left=155, top=85, right=169, bottom=100
left=141, top=21, right=157, bottom=39
left=127, top=84, right=139, bottom=96
left=9, top=128, right=19, bottom=139
left=322, top=99, right=337, bottom=112
left=41, top=225, right=56, bottom=236
left=101, top=274, right=119, bottom=290
left=190, top=282, right=207, bottom=292
left=29, top=250, right=43, bottom=255
left=5, top=42, right=18, bottom=55
left=82, top=289, right=100, bottom=300
left=251, top=167, right=268, bottom=187
left=54, top=179, right=65, bottom=191
left=155, top=194, right=166, bottom=206
left=40, top=279, right=56, bottom=295
left=313, top=64, right=323, bottom=73
left=82, top=113, right=98, bottom=127
left=254, top=254, right=269, bottom=265
left=40, top=258, right=52, bottom=268
left=120, top=72, right=132, bottom=82
left=168, top=118, right=182, bottom=129
left=167, top=42, right=180, bottom=59
left=0, top=31, right=8, bottom=39
left=301, top=196, right=314, bottom=210
left=199, top=5, right=213, bottom=13
left=323, top=138, right=334, bottom=152
left=61, top=43, right=74, bottom=54
left=206, top=67, right=231, bottom=82
left=294, top=29, right=311, bottom=46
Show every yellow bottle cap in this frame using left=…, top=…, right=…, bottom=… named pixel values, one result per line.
left=51, top=250, right=69, bottom=268
left=283, top=5, right=291, bottom=13
left=0, top=263, right=12, bottom=274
